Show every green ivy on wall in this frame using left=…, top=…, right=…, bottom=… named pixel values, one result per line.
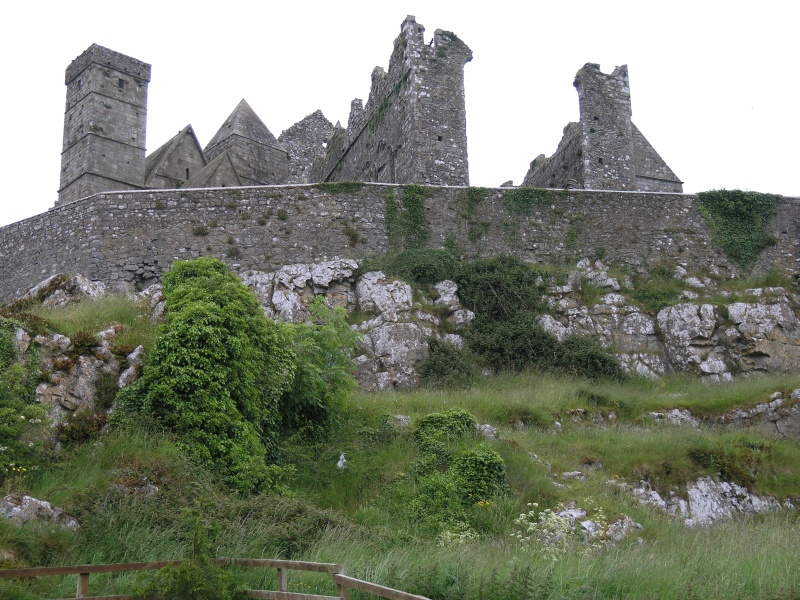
left=697, top=189, right=780, bottom=270
left=384, top=185, right=433, bottom=250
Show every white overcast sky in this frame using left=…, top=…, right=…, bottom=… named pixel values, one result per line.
left=1, top=0, right=796, bottom=227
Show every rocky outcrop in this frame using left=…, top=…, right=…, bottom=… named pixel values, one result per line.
left=1, top=494, right=79, bottom=530
left=239, top=261, right=473, bottom=391
left=541, top=260, right=800, bottom=380
left=617, top=477, right=787, bottom=527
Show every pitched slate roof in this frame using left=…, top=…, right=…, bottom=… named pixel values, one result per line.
left=183, top=152, right=241, bottom=188
left=144, top=124, right=205, bottom=185
left=204, top=99, right=283, bottom=152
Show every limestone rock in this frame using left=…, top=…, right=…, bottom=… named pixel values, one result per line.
left=1, top=495, right=79, bottom=530
left=657, top=303, right=731, bottom=380
left=433, top=280, right=461, bottom=311
left=356, top=272, right=413, bottom=314
left=23, top=274, right=106, bottom=308
left=310, top=258, right=359, bottom=289
left=625, top=477, right=781, bottom=526
left=118, top=345, right=145, bottom=388
left=723, top=294, right=800, bottom=374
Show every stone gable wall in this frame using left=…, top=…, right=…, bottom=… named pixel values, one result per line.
left=309, top=16, right=471, bottom=186
left=1, top=185, right=797, bottom=301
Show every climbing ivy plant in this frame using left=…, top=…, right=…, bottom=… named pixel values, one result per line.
left=384, top=185, right=433, bottom=251
left=697, top=189, right=780, bottom=270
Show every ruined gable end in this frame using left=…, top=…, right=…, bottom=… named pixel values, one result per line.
left=522, top=63, right=682, bottom=193
left=278, top=110, right=334, bottom=184
left=57, top=44, right=151, bottom=206
left=309, top=15, right=472, bottom=186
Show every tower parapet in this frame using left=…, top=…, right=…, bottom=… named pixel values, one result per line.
left=57, top=44, right=151, bottom=206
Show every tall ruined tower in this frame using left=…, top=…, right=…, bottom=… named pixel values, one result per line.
left=57, top=44, right=151, bottom=206
left=574, top=64, right=636, bottom=191
left=310, top=15, right=472, bottom=186
left=522, top=63, right=682, bottom=193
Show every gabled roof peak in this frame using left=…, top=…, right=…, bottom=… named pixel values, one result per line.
left=205, top=98, right=281, bottom=152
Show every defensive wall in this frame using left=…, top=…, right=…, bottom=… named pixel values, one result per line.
left=0, top=185, right=797, bottom=301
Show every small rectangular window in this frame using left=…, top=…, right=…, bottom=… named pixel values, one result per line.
left=118, top=78, right=125, bottom=89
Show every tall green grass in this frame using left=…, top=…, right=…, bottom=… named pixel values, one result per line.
left=3, top=372, right=800, bottom=599
left=34, top=294, right=158, bottom=351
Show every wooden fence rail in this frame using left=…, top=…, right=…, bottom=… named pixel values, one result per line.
left=0, top=558, right=431, bottom=600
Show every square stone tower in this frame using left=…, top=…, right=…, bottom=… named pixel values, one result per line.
left=57, top=44, right=151, bottom=206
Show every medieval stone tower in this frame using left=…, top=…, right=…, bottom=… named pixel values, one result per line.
left=523, top=63, right=682, bottom=193
left=309, top=15, right=472, bottom=186
left=57, top=44, right=151, bottom=206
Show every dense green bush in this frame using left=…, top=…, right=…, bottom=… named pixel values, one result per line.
left=557, top=335, right=627, bottom=381
left=465, top=313, right=560, bottom=373
left=114, top=258, right=359, bottom=494
left=418, top=337, right=481, bottom=389
left=451, top=445, right=509, bottom=502
left=698, top=189, right=781, bottom=269
left=455, top=256, right=547, bottom=321
left=114, top=258, right=296, bottom=493
left=413, top=408, right=477, bottom=443
left=382, top=249, right=461, bottom=286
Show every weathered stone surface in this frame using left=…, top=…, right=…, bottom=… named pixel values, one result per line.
left=356, top=272, right=413, bottom=315
left=622, top=477, right=782, bottom=527
left=1, top=495, right=79, bottom=530
left=657, top=303, right=731, bottom=380
left=118, top=345, right=145, bottom=389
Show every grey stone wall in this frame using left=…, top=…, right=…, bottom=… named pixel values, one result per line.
left=278, top=110, right=334, bottom=184
left=1, top=185, right=797, bottom=301
left=204, top=135, right=288, bottom=186
left=523, top=63, right=682, bottom=193
left=309, top=16, right=471, bottom=186
left=58, top=45, right=151, bottom=206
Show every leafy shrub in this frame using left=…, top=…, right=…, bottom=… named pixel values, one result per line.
left=451, top=445, right=509, bottom=502
left=413, top=408, right=477, bottom=443
left=381, top=249, right=461, bottom=286
left=455, top=256, right=547, bottom=321
left=418, top=337, right=480, bottom=389
left=556, top=335, right=627, bottom=381
left=114, top=258, right=296, bottom=493
left=279, top=297, right=360, bottom=438
left=466, top=313, right=560, bottom=373
left=698, top=189, right=781, bottom=269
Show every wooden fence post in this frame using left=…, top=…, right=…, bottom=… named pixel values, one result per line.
left=276, top=567, right=287, bottom=592
left=76, top=572, right=90, bottom=598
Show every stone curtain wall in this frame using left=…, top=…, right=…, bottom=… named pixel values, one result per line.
left=0, top=185, right=797, bottom=301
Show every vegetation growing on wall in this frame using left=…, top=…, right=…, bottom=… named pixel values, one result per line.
left=698, top=189, right=780, bottom=270
left=384, top=185, right=434, bottom=250
left=503, top=188, right=568, bottom=214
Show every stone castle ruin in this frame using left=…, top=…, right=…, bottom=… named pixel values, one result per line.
left=56, top=15, right=472, bottom=207
left=522, top=64, right=683, bottom=193
left=0, top=15, right=796, bottom=303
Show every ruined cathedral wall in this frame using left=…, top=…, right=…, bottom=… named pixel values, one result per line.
left=310, top=16, right=471, bottom=186
left=1, top=186, right=797, bottom=301
left=522, top=122, right=583, bottom=188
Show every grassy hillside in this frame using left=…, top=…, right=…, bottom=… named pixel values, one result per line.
left=1, top=256, right=799, bottom=599
left=2, top=371, right=800, bottom=599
